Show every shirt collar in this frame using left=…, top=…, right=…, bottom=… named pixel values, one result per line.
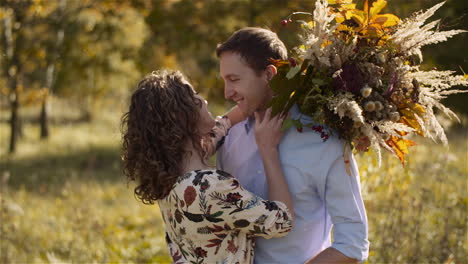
left=289, top=104, right=302, bottom=120
left=244, top=115, right=255, bottom=134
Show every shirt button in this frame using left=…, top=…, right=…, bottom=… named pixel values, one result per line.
left=257, top=170, right=262, bottom=174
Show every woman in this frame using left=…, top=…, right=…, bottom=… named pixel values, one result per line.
left=121, top=70, right=294, bottom=263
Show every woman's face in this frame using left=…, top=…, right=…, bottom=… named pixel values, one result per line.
left=195, top=94, right=216, bottom=135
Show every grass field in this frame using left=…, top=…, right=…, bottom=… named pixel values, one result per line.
left=1, top=102, right=466, bottom=263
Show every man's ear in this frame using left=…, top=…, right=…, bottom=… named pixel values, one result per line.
left=265, top=65, right=278, bottom=81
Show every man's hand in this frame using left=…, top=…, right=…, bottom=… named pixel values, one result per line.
left=304, top=247, right=358, bottom=264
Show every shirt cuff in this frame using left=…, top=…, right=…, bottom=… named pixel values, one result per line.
left=331, top=222, right=369, bottom=262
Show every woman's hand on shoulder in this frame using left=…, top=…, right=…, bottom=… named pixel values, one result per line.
left=254, top=108, right=285, bottom=155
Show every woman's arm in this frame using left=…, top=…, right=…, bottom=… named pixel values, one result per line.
left=203, top=106, right=247, bottom=158
left=224, top=105, right=246, bottom=126
left=254, top=108, right=294, bottom=223
left=206, top=171, right=293, bottom=239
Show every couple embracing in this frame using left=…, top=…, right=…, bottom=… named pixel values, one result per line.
left=121, top=27, right=369, bottom=264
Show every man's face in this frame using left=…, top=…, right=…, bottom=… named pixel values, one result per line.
left=219, top=51, right=272, bottom=116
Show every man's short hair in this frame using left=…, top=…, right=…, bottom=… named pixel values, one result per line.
left=216, top=27, right=287, bottom=74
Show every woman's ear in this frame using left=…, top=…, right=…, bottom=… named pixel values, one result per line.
left=265, top=65, right=278, bottom=81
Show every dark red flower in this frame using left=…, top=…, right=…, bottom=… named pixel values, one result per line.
left=194, top=247, right=207, bottom=258
left=332, top=63, right=364, bottom=95
left=281, top=19, right=289, bottom=26
left=200, top=180, right=210, bottom=192
left=227, top=240, right=238, bottom=253
left=311, top=125, right=323, bottom=133
left=311, top=125, right=329, bottom=141
left=289, top=57, right=297, bottom=67
left=226, top=192, right=242, bottom=203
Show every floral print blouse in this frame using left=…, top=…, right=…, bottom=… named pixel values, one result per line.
left=158, top=117, right=293, bottom=264
left=159, top=170, right=292, bottom=264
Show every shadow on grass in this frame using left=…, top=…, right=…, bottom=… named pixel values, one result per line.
left=0, top=145, right=123, bottom=194
left=0, top=114, right=93, bottom=126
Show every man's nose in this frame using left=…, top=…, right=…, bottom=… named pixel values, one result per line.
left=224, top=85, right=235, bottom=100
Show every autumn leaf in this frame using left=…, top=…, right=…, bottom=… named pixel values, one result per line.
left=335, top=0, right=400, bottom=39
left=387, top=136, right=416, bottom=165
left=399, top=103, right=426, bottom=136
left=269, top=58, right=289, bottom=68
left=328, top=0, right=354, bottom=4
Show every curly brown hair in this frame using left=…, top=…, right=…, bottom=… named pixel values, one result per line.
left=121, top=70, right=206, bottom=204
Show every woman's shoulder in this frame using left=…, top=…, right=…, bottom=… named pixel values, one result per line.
left=173, top=169, right=236, bottom=191
left=178, top=169, right=233, bottom=181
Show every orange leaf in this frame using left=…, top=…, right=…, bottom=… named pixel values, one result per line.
left=363, top=0, right=369, bottom=21
left=351, top=10, right=366, bottom=27
left=387, top=136, right=416, bottom=165
left=399, top=103, right=426, bottom=136
left=372, top=15, right=388, bottom=24
left=371, top=14, right=400, bottom=27
left=342, top=3, right=357, bottom=10
left=269, top=58, right=289, bottom=68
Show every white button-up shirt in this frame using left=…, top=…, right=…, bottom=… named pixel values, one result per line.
left=217, top=105, right=369, bottom=263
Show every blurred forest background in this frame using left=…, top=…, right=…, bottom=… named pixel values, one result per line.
left=0, top=0, right=466, bottom=263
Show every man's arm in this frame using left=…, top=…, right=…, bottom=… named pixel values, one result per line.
left=305, top=247, right=357, bottom=264
left=313, top=147, right=369, bottom=263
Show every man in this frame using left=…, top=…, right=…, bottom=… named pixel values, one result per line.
left=216, top=27, right=369, bottom=263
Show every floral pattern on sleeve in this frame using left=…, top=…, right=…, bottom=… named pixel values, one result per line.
left=203, top=116, right=231, bottom=158
left=158, top=169, right=292, bottom=264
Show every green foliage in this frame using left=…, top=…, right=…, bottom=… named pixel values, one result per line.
left=1, top=0, right=466, bottom=108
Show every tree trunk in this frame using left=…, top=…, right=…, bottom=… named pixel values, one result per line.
left=39, top=96, right=49, bottom=139
left=40, top=0, right=66, bottom=139
left=81, top=95, right=93, bottom=122
left=9, top=77, right=19, bottom=153
left=40, top=64, right=55, bottom=139
left=3, top=14, right=22, bottom=153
